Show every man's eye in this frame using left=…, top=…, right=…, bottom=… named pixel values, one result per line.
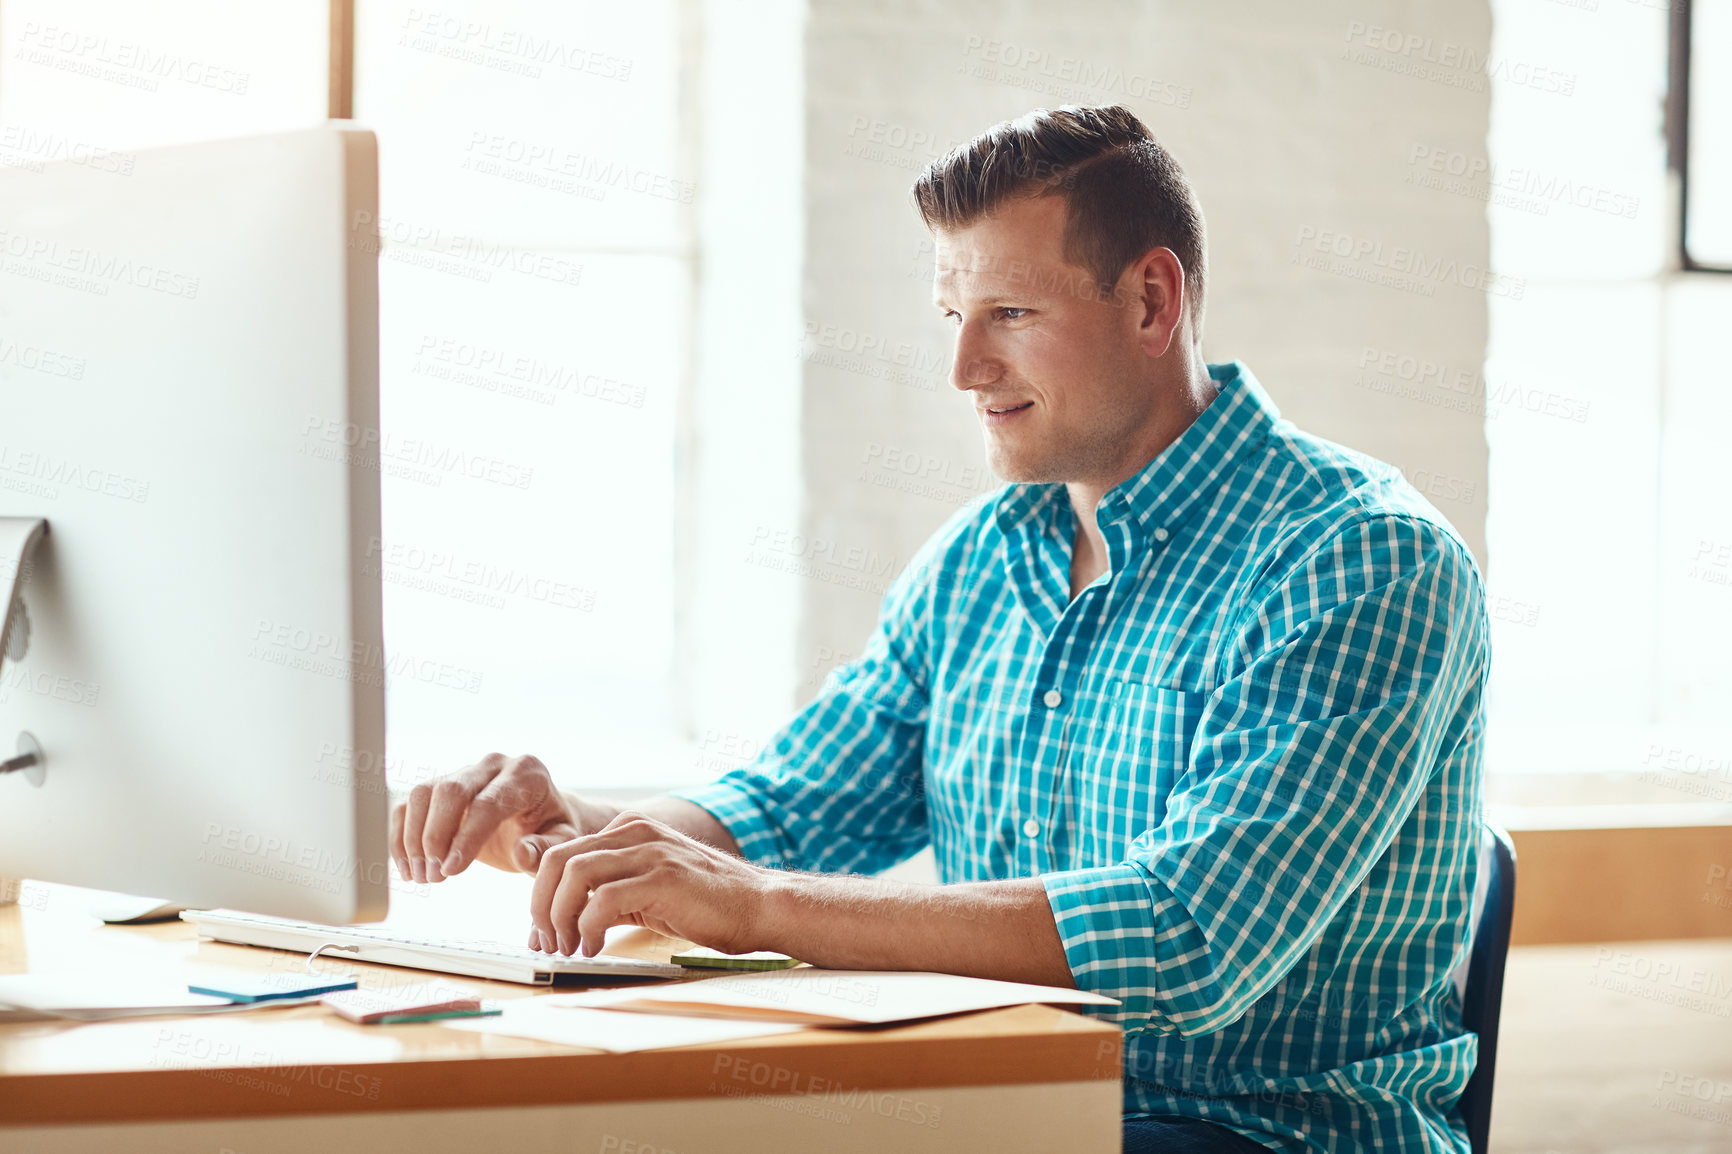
left=942, top=310, right=962, bottom=325
left=997, top=307, right=1028, bottom=321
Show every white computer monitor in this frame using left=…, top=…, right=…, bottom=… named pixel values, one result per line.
left=0, top=126, right=388, bottom=922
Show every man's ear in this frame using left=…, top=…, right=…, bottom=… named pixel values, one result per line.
left=1133, top=247, right=1187, bottom=360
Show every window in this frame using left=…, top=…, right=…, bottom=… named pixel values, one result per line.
left=0, top=1, right=704, bottom=790
left=352, top=1, right=694, bottom=788
left=1485, top=0, right=1732, bottom=795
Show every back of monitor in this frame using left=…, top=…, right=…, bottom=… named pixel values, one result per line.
left=0, top=126, right=387, bottom=922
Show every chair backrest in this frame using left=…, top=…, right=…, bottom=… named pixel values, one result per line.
left=1454, top=823, right=1517, bottom=1154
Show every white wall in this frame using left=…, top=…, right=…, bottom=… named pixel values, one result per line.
left=790, top=0, right=1494, bottom=687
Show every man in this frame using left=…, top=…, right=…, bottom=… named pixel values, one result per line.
left=393, top=105, right=1489, bottom=1153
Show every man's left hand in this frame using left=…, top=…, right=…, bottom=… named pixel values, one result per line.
left=526, top=811, right=778, bottom=957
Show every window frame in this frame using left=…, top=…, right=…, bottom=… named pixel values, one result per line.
left=329, top=0, right=354, bottom=119
left=1669, top=0, right=1732, bottom=273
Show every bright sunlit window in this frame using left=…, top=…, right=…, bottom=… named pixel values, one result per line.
left=0, top=1, right=698, bottom=789
left=353, top=1, right=691, bottom=785
left=1486, top=0, right=1732, bottom=789
left=0, top=1, right=326, bottom=153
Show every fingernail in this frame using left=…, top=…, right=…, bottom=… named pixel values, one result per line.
left=410, top=857, right=425, bottom=883
left=519, top=838, right=539, bottom=866
left=426, top=860, right=444, bottom=883
left=537, top=929, right=552, bottom=953
left=442, top=852, right=462, bottom=874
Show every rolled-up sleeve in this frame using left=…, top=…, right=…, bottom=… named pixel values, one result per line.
left=1041, top=513, right=1488, bottom=1037
left=666, top=536, right=947, bottom=876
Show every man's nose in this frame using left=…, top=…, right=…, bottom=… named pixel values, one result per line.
left=949, top=326, right=1000, bottom=392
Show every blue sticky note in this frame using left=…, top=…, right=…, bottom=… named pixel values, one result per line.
left=189, top=973, right=359, bottom=1003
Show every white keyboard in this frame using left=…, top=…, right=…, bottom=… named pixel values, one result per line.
left=181, top=909, right=687, bottom=985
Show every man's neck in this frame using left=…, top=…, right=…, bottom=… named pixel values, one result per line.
left=1065, top=363, right=1217, bottom=600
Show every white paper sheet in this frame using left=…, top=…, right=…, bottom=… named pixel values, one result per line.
left=0, top=973, right=320, bottom=1021
left=443, top=999, right=808, bottom=1052
left=541, top=969, right=1120, bottom=1026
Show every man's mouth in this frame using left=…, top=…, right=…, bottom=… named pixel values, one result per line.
left=979, top=400, right=1033, bottom=428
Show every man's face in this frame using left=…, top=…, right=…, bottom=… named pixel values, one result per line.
left=932, top=193, right=1161, bottom=487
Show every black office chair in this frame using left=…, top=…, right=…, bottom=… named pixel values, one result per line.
left=1455, top=823, right=1517, bottom=1154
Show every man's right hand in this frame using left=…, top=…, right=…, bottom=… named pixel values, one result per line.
left=389, top=752, right=619, bottom=883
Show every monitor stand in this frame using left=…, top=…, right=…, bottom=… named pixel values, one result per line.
left=0, top=517, right=47, bottom=675
left=0, top=518, right=48, bottom=906
left=0, top=516, right=48, bottom=775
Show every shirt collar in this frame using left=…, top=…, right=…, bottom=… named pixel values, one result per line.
left=992, top=360, right=1279, bottom=545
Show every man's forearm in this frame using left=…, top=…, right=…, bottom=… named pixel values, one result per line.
left=756, top=874, right=1077, bottom=988
left=554, top=792, right=1072, bottom=985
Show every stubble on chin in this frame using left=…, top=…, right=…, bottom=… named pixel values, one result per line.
left=984, top=433, right=1060, bottom=485
left=986, top=424, right=1132, bottom=489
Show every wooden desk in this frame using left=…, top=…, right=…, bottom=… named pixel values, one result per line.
left=0, top=880, right=1121, bottom=1153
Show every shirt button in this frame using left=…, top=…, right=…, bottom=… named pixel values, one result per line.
left=1153, top=527, right=1169, bottom=542
left=1042, top=689, right=1063, bottom=708
left=1022, top=818, right=1041, bottom=838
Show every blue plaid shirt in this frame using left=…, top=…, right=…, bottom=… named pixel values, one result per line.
left=672, top=361, right=1489, bottom=1153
